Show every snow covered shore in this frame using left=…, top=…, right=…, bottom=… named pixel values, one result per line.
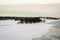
left=0, top=19, right=59, bottom=40
left=33, top=19, right=60, bottom=40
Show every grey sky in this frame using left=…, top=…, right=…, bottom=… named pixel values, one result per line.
left=0, top=0, right=59, bottom=4
left=0, top=0, right=60, bottom=17
left=0, top=3, right=60, bottom=17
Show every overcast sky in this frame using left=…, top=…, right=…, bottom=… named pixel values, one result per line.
left=0, top=0, right=60, bottom=4
left=0, top=0, right=60, bottom=17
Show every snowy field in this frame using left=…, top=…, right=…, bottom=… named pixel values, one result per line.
left=0, top=19, right=59, bottom=40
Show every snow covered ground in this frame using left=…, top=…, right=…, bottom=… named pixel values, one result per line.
left=0, top=19, right=59, bottom=40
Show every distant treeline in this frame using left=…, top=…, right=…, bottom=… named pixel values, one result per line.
left=0, top=16, right=43, bottom=23
left=0, top=16, right=59, bottom=20
left=0, top=16, right=40, bottom=20
left=0, top=16, right=59, bottom=23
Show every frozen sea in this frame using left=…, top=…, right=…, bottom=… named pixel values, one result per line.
left=0, top=19, right=59, bottom=40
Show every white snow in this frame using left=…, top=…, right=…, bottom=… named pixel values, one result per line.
left=0, top=20, right=57, bottom=40
left=45, top=19, right=59, bottom=23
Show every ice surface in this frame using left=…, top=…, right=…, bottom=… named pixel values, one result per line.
left=0, top=20, right=56, bottom=40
